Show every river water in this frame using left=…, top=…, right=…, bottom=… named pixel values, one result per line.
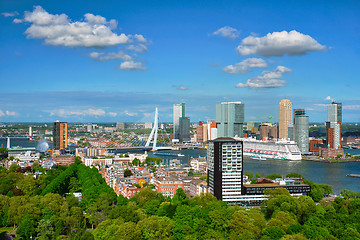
left=2, top=139, right=359, bottom=194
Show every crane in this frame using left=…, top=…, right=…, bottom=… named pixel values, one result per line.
left=261, top=115, right=276, bottom=126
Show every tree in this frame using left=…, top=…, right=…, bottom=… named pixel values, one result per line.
left=263, top=226, right=286, bottom=240
left=16, top=214, right=36, bottom=240
left=0, top=177, right=14, bottom=195
left=124, top=169, right=133, bottom=177
left=138, top=216, right=174, bottom=240
left=9, top=163, right=20, bottom=172
left=266, top=173, right=282, bottom=180
left=36, top=219, right=54, bottom=240
left=285, top=173, right=303, bottom=179
left=18, top=176, right=38, bottom=196
left=93, top=218, right=124, bottom=240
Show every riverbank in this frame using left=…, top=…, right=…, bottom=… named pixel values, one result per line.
left=302, top=157, right=360, bottom=163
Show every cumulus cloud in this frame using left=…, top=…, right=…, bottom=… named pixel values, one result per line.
left=127, top=44, right=148, bottom=53
left=213, top=26, right=239, bottom=39
left=236, top=66, right=291, bottom=89
left=0, top=110, right=17, bottom=117
left=19, top=6, right=134, bottom=48
left=237, top=30, right=326, bottom=57
left=120, top=61, right=146, bottom=70
left=2, top=11, right=19, bottom=17
left=89, top=51, right=132, bottom=61
left=49, top=108, right=106, bottom=117
left=108, top=112, right=118, bottom=117
left=5, top=111, right=16, bottom=116
left=223, top=58, right=267, bottom=74
left=133, top=34, right=147, bottom=43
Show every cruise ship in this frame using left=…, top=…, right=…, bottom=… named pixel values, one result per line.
left=236, top=138, right=302, bottom=161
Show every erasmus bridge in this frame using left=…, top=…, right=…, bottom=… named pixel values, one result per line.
left=107, top=107, right=174, bottom=151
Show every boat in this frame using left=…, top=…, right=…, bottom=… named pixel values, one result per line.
left=178, top=154, right=185, bottom=157
left=154, top=152, right=179, bottom=157
left=346, top=174, right=360, bottom=178
left=236, top=137, right=302, bottom=161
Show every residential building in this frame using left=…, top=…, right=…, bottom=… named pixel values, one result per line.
left=52, top=155, right=75, bottom=166
left=155, top=177, right=184, bottom=198
left=196, top=121, right=204, bottom=142
left=326, top=102, right=342, bottom=149
left=279, top=99, right=292, bottom=139
left=189, top=179, right=208, bottom=197
left=53, top=121, right=68, bottom=150
left=207, top=120, right=217, bottom=140
left=216, top=102, right=245, bottom=138
left=207, top=137, right=243, bottom=205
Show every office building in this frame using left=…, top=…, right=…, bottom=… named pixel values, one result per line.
left=116, top=122, right=125, bottom=130
left=173, top=103, right=190, bottom=142
left=196, top=121, right=204, bottom=142
left=53, top=121, right=68, bottom=150
left=326, top=102, right=342, bottom=149
left=294, top=109, right=309, bottom=153
left=207, top=120, right=217, bottom=140
left=279, top=99, right=292, bottom=139
left=216, top=102, right=245, bottom=138
left=207, top=137, right=243, bottom=204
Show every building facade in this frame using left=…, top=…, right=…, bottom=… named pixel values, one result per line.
left=216, top=102, right=245, bottom=138
left=294, top=109, right=309, bottom=153
left=53, top=121, right=68, bottom=150
left=326, top=102, right=342, bottom=149
left=279, top=99, right=292, bottom=139
left=207, top=137, right=243, bottom=205
left=173, top=103, right=190, bottom=142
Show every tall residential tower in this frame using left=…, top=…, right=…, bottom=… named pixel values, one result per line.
left=294, top=109, right=309, bottom=153
left=326, top=102, right=342, bottom=149
left=279, top=99, right=292, bottom=139
left=53, top=121, right=68, bottom=150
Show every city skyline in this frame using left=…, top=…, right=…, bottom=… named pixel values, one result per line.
left=1, top=0, right=360, bottom=122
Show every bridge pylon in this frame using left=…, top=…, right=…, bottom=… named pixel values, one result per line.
left=145, top=107, right=159, bottom=151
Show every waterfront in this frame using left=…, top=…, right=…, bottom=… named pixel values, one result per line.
left=2, top=139, right=360, bottom=194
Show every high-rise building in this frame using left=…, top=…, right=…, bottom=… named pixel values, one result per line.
left=294, top=109, right=309, bottom=153
left=207, top=137, right=243, bottom=204
left=207, top=120, right=217, bottom=140
left=326, top=102, right=342, bottom=149
left=216, top=102, right=245, bottom=138
left=279, top=99, right=292, bottom=139
left=53, top=121, right=68, bottom=150
left=173, top=103, right=190, bottom=142
left=196, top=121, right=204, bottom=142
left=116, top=122, right=125, bottom=130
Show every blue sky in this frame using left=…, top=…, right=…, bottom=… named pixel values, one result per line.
left=0, top=0, right=359, bottom=123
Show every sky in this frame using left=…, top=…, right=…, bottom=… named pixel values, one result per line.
left=0, top=0, right=360, bottom=123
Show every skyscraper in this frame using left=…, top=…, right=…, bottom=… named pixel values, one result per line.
left=207, top=137, right=243, bottom=204
left=279, top=99, right=292, bottom=139
left=294, top=109, right=309, bottom=153
left=326, top=102, right=342, bottom=149
left=53, top=121, right=68, bottom=150
left=216, top=102, right=245, bottom=138
left=173, top=103, right=190, bottom=142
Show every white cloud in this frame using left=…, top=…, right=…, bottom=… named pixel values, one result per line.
left=127, top=44, right=148, bottom=53
left=237, top=30, right=326, bottom=57
left=213, top=26, right=239, bottom=39
left=236, top=66, right=291, bottom=89
left=177, top=86, right=188, bottom=90
left=13, top=18, right=23, bottom=23
left=223, top=58, right=267, bottom=74
left=5, top=111, right=16, bottom=116
left=108, top=112, right=117, bottom=117
left=0, top=110, right=4, bottom=117
left=20, top=6, right=131, bottom=48
left=120, top=61, right=146, bottom=70
left=343, top=105, right=360, bottom=110
left=89, top=51, right=132, bottom=61
left=134, top=34, right=147, bottom=43
left=123, top=110, right=138, bottom=116
left=325, top=96, right=331, bottom=100
left=49, top=108, right=106, bottom=117
left=2, top=11, right=19, bottom=17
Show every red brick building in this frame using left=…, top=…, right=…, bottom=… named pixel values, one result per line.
left=155, top=177, right=184, bottom=198
left=310, top=139, right=323, bottom=153
left=52, top=155, right=75, bottom=166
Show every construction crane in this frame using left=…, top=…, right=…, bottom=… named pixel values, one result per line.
left=261, top=115, right=276, bottom=126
